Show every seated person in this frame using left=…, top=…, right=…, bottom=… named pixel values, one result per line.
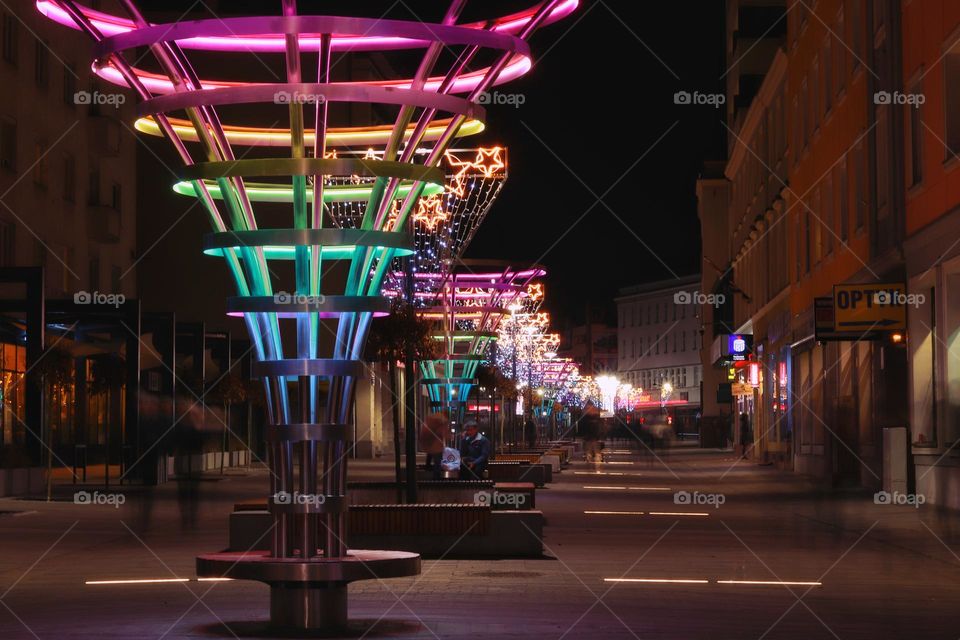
left=459, top=420, right=491, bottom=480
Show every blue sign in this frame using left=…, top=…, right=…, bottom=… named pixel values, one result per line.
left=727, top=334, right=752, bottom=361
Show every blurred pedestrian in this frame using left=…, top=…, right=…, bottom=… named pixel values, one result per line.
left=419, top=412, right=448, bottom=480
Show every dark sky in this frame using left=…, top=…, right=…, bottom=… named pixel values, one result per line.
left=464, top=2, right=727, bottom=326
left=133, top=1, right=726, bottom=330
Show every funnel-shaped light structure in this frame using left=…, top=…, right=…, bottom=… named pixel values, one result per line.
left=39, top=0, right=578, bottom=630
left=411, top=261, right=544, bottom=414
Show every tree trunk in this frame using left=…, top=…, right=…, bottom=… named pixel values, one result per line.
left=389, top=360, right=403, bottom=503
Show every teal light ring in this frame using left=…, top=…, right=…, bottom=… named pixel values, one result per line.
left=226, top=295, right=391, bottom=318
left=421, top=377, right=476, bottom=386
left=203, top=228, right=413, bottom=257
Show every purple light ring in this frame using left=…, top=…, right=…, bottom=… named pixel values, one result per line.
left=93, top=14, right=530, bottom=59
left=137, top=83, right=485, bottom=123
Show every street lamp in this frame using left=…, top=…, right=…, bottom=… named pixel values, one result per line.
left=595, top=374, right=619, bottom=418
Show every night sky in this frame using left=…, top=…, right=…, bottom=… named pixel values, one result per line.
left=463, top=1, right=726, bottom=326
left=135, top=1, right=726, bottom=330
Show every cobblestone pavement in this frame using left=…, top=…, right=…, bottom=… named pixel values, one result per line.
left=1, top=445, right=959, bottom=639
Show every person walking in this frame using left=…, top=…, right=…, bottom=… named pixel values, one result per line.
left=739, top=413, right=753, bottom=460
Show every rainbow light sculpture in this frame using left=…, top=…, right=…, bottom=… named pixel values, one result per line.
left=410, top=263, right=544, bottom=414
left=39, top=0, right=577, bottom=630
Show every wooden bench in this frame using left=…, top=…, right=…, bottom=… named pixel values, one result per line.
left=493, top=453, right=542, bottom=464
left=493, top=482, right=536, bottom=509
left=349, top=503, right=490, bottom=536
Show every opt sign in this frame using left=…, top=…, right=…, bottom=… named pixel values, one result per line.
left=833, top=283, right=907, bottom=331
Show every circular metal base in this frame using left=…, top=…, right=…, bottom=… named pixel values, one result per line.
left=270, top=584, right=348, bottom=631
left=197, top=549, right=421, bottom=584
left=198, top=550, right=420, bottom=632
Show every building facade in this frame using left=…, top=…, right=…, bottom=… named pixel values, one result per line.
left=784, top=0, right=906, bottom=487
left=902, top=0, right=960, bottom=509
left=616, top=276, right=703, bottom=431
left=556, top=322, right=617, bottom=377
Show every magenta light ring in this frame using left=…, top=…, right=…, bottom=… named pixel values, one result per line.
left=94, top=55, right=530, bottom=95
left=137, top=83, right=485, bottom=124
left=39, top=1, right=577, bottom=52
left=93, top=15, right=529, bottom=60
left=418, top=305, right=509, bottom=316
left=177, top=157, right=444, bottom=186
left=411, top=268, right=547, bottom=280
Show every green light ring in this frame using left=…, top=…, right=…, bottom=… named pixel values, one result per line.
left=201, top=228, right=414, bottom=260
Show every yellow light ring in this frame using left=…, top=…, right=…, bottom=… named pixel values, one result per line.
left=134, top=115, right=484, bottom=148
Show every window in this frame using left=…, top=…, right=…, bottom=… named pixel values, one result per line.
left=849, top=0, right=862, bottom=68
left=823, top=172, right=834, bottom=255
left=810, top=60, right=819, bottom=131
left=908, top=81, right=923, bottom=185
left=854, top=141, right=866, bottom=230
left=837, top=158, right=849, bottom=242
left=88, top=255, right=99, bottom=291
left=34, top=38, right=48, bottom=89
left=834, top=8, right=845, bottom=95
left=812, top=188, right=822, bottom=264
left=2, top=13, right=17, bottom=66
left=63, top=64, right=76, bottom=107
left=32, top=141, right=47, bottom=189
left=800, top=78, right=809, bottom=148
left=804, top=210, right=812, bottom=274
left=943, top=41, right=960, bottom=160
left=0, top=118, right=16, bottom=171
left=88, top=162, right=100, bottom=205
left=111, top=265, right=121, bottom=293
left=63, top=153, right=75, bottom=201
left=824, top=38, right=832, bottom=113
left=111, top=182, right=122, bottom=211
left=0, top=220, right=14, bottom=266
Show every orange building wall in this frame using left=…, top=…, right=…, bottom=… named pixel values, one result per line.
left=786, top=0, right=872, bottom=317
left=902, top=1, right=960, bottom=236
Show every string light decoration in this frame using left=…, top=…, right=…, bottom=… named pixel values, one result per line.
left=39, top=0, right=579, bottom=631
left=328, top=146, right=509, bottom=300
left=388, top=263, right=545, bottom=412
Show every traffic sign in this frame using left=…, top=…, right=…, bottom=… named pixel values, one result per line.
left=833, top=283, right=906, bottom=332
